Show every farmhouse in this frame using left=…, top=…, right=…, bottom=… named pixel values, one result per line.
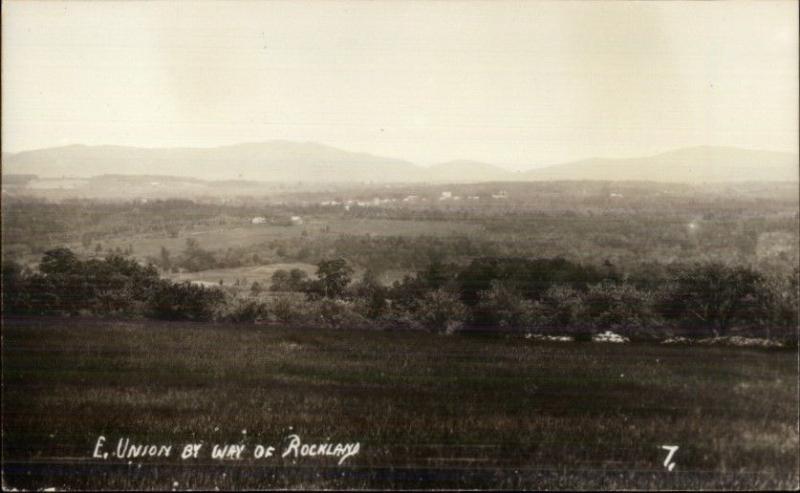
left=251, top=216, right=267, bottom=224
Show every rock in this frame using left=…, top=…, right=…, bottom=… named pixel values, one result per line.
left=697, top=336, right=783, bottom=348
left=526, top=334, right=574, bottom=342
left=592, top=330, right=630, bottom=343
left=661, top=336, right=692, bottom=345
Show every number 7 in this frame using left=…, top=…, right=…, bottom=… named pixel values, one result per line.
left=661, top=445, right=679, bottom=471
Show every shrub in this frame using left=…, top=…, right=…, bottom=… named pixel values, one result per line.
left=473, top=280, right=536, bottom=329
left=147, top=281, right=225, bottom=321
left=658, top=262, right=767, bottom=337
left=269, top=294, right=311, bottom=324
left=583, top=281, right=659, bottom=330
left=316, top=298, right=368, bottom=329
left=414, top=288, right=468, bottom=333
left=225, top=298, right=270, bottom=323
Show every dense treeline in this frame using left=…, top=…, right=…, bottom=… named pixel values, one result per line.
left=2, top=248, right=224, bottom=321
left=3, top=248, right=797, bottom=341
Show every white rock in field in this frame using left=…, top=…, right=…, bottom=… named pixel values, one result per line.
left=278, top=341, right=302, bottom=351
left=592, top=330, right=629, bottom=343
left=527, top=334, right=574, bottom=342
left=661, top=336, right=692, bottom=345
left=698, top=336, right=783, bottom=348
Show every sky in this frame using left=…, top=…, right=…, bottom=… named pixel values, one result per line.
left=2, top=0, right=798, bottom=169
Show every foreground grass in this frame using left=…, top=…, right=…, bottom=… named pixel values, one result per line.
left=2, top=317, right=798, bottom=490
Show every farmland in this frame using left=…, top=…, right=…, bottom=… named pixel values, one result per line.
left=3, top=317, right=797, bottom=490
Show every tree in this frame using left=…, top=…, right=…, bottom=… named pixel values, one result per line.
left=457, top=257, right=603, bottom=306
left=418, top=260, right=459, bottom=291
left=159, top=246, right=172, bottom=271
left=148, top=281, right=224, bottom=321
left=39, top=247, right=79, bottom=275
left=582, top=281, right=657, bottom=330
left=226, top=298, right=269, bottom=323
left=2, top=261, right=28, bottom=313
left=756, top=267, right=799, bottom=339
left=271, top=269, right=290, bottom=291
left=314, top=258, right=353, bottom=299
left=539, top=284, right=586, bottom=329
left=288, top=268, right=308, bottom=289
left=659, top=263, right=766, bottom=336
left=415, top=288, right=468, bottom=333
left=474, top=280, right=535, bottom=328
left=179, top=238, right=216, bottom=272
left=352, top=269, right=388, bottom=319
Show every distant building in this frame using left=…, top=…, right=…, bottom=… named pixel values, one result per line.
left=440, top=191, right=453, bottom=200
left=251, top=216, right=267, bottom=225
left=290, top=216, right=304, bottom=226
left=492, top=191, right=509, bottom=199
left=609, top=193, right=624, bottom=198
left=403, top=195, right=419, bottom=202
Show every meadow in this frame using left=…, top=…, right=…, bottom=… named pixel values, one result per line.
left=70, top=219, right=485, bottom=265
left=3, top=317, right=797, bottom=490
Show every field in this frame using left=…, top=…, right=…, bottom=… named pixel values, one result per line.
left=71, top=219, right=485, bottom=264
left=3, top=317, right=798, bottom=490
left=164, top=263, right=319, bottom=287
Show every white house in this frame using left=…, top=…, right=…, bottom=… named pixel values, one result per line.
left=251, top=216, right=267, bottom=225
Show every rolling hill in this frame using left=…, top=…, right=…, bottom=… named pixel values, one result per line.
left=2, top=142, right=797, bottom=184
left=524, top=146, right=799, bottom=183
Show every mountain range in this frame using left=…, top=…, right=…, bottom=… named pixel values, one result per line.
left=2, top=141, right=797, bottom=184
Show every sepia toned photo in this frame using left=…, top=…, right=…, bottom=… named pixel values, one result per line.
left=1, top=0, right=798, bottom=490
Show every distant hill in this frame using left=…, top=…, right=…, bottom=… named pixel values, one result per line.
left=524, top=146, right=799, bottom=183
left=1, top=141, right=422, bottom=183
left=2, top=142, right=797, bottom=184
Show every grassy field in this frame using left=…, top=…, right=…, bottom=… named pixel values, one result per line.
left=63, top=218, right=484, bottom=265
left=2, top=317, right=798, bottom=490
left=164, top=262, right=319, bottom=287
left=163, top=262, right=410, bottom=288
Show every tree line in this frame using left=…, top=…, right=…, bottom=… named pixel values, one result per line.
left=2, top=248, right=797, bottom=341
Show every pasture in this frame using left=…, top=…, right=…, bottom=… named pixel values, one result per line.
left=2, top=317, right=797, bottom=489
left=164, top=262, right=318, bottom=287
left=67, top=218, right=485, bottom=264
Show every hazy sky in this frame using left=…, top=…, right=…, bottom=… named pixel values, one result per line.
left=2, top=0, right=798, bottom=169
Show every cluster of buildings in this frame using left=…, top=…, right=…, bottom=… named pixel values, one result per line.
left=251, top=215, right=304, bottom=226
left=313, top=190, right=512, bottom=210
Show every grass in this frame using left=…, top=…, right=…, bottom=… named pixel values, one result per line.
left=163, top=262, right=409, bottom=288
left=2, top=316, right=798, bottom=490
left=66, top=218, right=484, bottom=265
left=164, top=262, right=318, bottom=287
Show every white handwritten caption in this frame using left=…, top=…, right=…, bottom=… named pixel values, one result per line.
left=92, top=434, right=360, bottom=465
left=660, top=445, right=679, bottom=471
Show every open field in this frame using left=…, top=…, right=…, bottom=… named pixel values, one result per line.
left=164, top=263, right=319, bottom=287
left=59, top=218, right=484, bottom=265
left=2, top=317, right=797, bottom=490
